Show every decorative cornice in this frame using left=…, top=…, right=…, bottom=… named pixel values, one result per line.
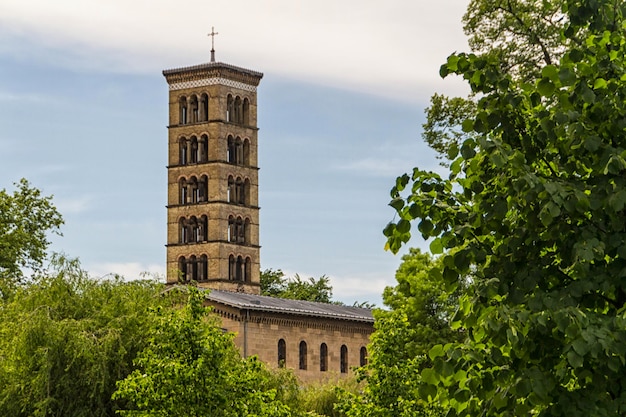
left=163, top=62, right=263, bottom=92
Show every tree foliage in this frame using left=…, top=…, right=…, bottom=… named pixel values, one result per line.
left=339, top=250, right=461, bottom=417
left=0, top=179, right=63, bottom=289
left=0, top=255, right=168, bottom=417
left=261, top=268, right=334, bottom=303
left=422, top=0, right=571, bottom=159
left=385, top=1, right=626, bottom=415
left=114, top=287, right=299, bottom=417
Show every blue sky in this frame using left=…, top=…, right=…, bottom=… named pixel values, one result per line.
left=0, top=0, right=470, bottom=305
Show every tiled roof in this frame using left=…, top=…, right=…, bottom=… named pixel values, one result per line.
left=204, top=290, right=374, bottom=323
left=162, top=61, right=263, bottom=78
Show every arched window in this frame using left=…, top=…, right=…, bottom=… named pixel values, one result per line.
left=236, top=256, right=244, bottom=281
left=179, top=218, right=187, bottom=243
left=198, top=175, right=208, bottom=203
left=200, top=93, right=209, bottom=121
left=227, top=135, right=235, bottom=163
left=228, top=255, right=236, bottom=280
left=299, top=341, right=307, bottom=370
left=179, top=97, right=188, bottom=125
left=235, top=137, right=243, bottom=165
left=236, top=177, right=245, bottom=205
left=244, top=179, right=250, bottom=206
left=340, top=345, right=348, bottom=374
left=227, top=94, right=234, bottom=122
left=199, top=135, right=208, bottom=162
left=244, top=218, right=250, bottom=244
left=179, top=138, right=188, bottom=165
left=188, top=176, right=198, bottom=204
left=178, top=256, right=187, bottom=282
left=200, top=215, right=208, bottom=241
left=188, top=255, right=197, bottom=281
left=244, top=257, right=251, bottom=282
left=190, top=136, right=198, bottom=164
left=227, top=176, right=234, bottom=202
left=243, top=139, right=250, bottom=166
left=198, top=255, right=207, bottom=281
left=320, top=343, right=328, bottom=372
left=360, top=347, right=368, bottom=367
left=189, top=95, right=198, bottom=123
left=243, top=98, right=250, bottom=125
left=179, top=178, right=188, bottom=205
left=234, top=96, right=242, bottom=123
left=278, top=339, right=286, bottom=367
left=228, top=216, right=235, bottom=242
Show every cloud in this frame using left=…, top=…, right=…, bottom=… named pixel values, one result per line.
left=332, top=157, right=414, bottom=177
left=88, top=261, right=165, bottom=281
left=0, top=0, right=471, bottom=101
left=54, top=195, right=92, bottom=214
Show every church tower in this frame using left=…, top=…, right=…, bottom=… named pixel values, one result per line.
left=163, top=43, right=263, bottom=294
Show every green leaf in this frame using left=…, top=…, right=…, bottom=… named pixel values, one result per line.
left=430, top=238, right=444, bottom=254
left=537, top=78, right=556, bottom=96
left=593, top=78, right=607, bottom=89
left=567, top=350, right=583, bottom=368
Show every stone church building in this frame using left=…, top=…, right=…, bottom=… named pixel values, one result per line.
left=162, top=48, right=373, bottom=382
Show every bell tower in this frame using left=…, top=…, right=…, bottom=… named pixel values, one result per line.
left=162, top=49, right=263, bottom=294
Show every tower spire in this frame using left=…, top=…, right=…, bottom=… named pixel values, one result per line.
left=208, top=26, right=219, bottom=62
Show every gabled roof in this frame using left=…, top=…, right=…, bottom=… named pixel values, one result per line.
left=204, top=289, right=374, bottom=323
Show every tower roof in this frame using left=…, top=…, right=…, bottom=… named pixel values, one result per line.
left=163, top=61, right=263, bottom=92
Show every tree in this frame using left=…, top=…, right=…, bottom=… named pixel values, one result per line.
left=423, top=0, right=571, bottom=159
left=113, top=287, right=295, bottom=417
left=261, top=268, right=334, bottom=303
left=385, top=1, right=626, bottom=415
left=339, top=250, right=462, bottom=417
left=0, top=255, right=169, bottom=417
left=0, top=179, right=63, bottom=290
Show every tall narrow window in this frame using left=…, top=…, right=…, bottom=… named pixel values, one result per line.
left=198, top=255, right=207, bottom=281
left=179, top=97, right=188, bottom=125
left=243, top=98, right=250, bottom=125
left=190, top=136, right=198, bottom=163
left=278, top=339, right=286, bottom=367
left=228, top=255, right=235, bottom=280
left=320, top=343, right=328, bottom=372
left=299, top=341, right=307, bottom=370
left=200, top=135, right=208, bottom=162
left=234, top=96, right=242, bottom=123
left=236, top=256, right=244, bottom=281
left=179, top=139, right=188, bottom=165
left=227, top=94, right=234, bottom=122
left=178, top=257, right=187, bottom=282
left=179, top=179, right=188, bottom=205
left=243, top=139, right=250, bottom=166
left=200, top=93, right=209, bottom=121
left=340, top=345, right=348, bottom=374
left=244, top=257, right=251, bottom=282
left=360, top=347, right=368, bottom=367
left=190, top=95, right=198, bottom=123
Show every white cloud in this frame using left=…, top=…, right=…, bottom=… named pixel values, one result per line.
left=0, top=0, right=471, bottom=101
left=0, top=91, right=58, bottom=103
left=332, top=157, right=413, bottom=177
left=54, top=195, right=92, bottom=214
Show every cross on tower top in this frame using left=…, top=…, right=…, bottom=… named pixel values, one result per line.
left=208, top=26, right=219, bottom=62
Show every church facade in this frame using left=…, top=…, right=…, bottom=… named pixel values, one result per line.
left=162, top=51, right=373, bottom=382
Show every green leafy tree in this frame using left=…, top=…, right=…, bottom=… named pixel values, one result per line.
left=0, top=179, right=63, bottom=290
left=339, top=250, right=462, bottom=417
left=113, top=287, right=295, bottom=417
left=261, top=268, right=334, bottom=303
left=423, top=0, right=571, bottom=160
left=385, top=1, right=626, bottom=415
left=0, top=255, right=168, bottom=417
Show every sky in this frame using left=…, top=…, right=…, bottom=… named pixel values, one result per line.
left=0, top=0, right=471, bottom=306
